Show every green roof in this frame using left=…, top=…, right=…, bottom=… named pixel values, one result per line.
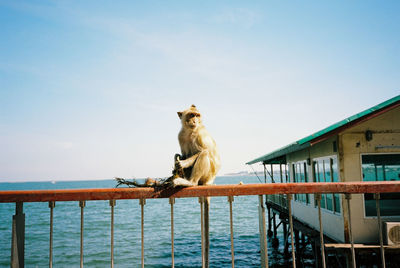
left=246, top=95, right=400, bottom=165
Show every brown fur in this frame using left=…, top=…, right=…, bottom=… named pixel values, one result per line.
left=173, top=105, right=220, bottom=187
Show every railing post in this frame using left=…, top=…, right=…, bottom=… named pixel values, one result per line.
left=79, top=200, right=86, bottom=268
left=49, top=201, right=55, bottom=268
left=169, top=197, right=175, bottom=268
left=287, top=194, right=296, bottom=268
left=316, top=194, right=326, bottom=268
left=140, top=199, right=146, bottom=268
left=374, top=193, right=386, bottom=268
left=204, top=197, right=210, bottom=268
left=345, top=194, right=356, bottom=268
left=199, top=197, right=205, bottom=268
left=198, top=196, right=210, bottom=268
left=11, top=202, right=25, bottom=268
left=228, top=196, right=235, bottom=268
left=258, top=195, right=269, bottom=268
left=109, top=200, right=116, bottom=268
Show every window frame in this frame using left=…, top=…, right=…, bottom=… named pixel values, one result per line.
left=360, top=152, right=400, bottom=219
left=292, top=160, right=310, bottom=205
left=312, top=155, right=341, bottom=215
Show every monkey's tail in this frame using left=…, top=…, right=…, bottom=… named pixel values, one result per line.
left=115, top=176, right=177, bottom=189
left=115, top=177, right=154, bottom=188
left=115, top=153, right=185, bottom=188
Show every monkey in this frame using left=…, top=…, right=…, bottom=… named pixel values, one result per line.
left=172, top=105, right=221, bottom=187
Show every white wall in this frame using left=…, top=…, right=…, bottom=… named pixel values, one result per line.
left=287, top=136, right=345, bottom=242
left=339, top=105, right=400, bottom=243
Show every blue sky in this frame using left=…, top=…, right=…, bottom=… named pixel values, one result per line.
left=0, top=1, right=399, bottom=181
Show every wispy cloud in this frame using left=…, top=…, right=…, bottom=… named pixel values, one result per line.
left=210, top=7, right=260, bottom=28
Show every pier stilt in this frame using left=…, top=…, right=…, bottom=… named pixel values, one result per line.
left=272, top=213, right=279, bottom=248
left=313, top=240, right=320, bottom=268
left=295, top=230, right=300, bottom=251
left=301, top=232, right=305, bottom=248
left=294, top=230, right=301, bottom=266
left=283, top=222, right=289, bottom=255
left=267, top=205, right=273, bottom=237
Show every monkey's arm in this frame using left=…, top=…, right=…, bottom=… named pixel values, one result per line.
left=177, top=152, right=201, bottom=169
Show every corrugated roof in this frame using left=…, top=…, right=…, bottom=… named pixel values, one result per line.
left=246, top=95, right=400, bottom=165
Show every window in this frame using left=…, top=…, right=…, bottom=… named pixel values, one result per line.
left=282, top=164, right=289, bottom=183
left=313, top=156, right=341, bottom=213
left=362, top=154, right=400, bottom=217
left=293, top=161, right=309, bottom=204
left=331, top=158, right=341, bottom=213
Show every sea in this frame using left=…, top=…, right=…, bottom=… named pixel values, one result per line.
left=0, top=176, right=314, bottom=267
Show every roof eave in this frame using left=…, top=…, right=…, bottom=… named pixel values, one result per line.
left=246, top=95, right=400, bottom=165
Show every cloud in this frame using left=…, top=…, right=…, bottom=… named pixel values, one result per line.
left=210, top=7, right=260, bottom=28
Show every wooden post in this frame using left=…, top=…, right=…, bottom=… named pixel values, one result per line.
left=11, top=202, right=25, bottom=268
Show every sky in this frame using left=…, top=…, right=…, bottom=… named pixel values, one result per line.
left=0, top=1, right=399, bottom=182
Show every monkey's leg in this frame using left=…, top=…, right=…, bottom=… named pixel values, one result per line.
left=172, top=177, right=195, bottom=187
left=188, top=151, right=211, bottom=185
left=172, top=151, right=210, bottom=187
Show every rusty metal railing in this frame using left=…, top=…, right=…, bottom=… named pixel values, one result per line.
left=1, top=181, right=400, bottom=268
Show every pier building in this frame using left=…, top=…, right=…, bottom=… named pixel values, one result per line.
left=247, top=94, right=400, bottom=265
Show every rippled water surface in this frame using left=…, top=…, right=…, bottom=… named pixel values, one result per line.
left=0, top=176, right=312, bottom=267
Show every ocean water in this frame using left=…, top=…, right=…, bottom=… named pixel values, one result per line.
left=0, top=176, right=311, bottom=267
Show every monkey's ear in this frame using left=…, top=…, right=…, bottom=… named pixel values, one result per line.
left=191, top=104, right=196, bottom=108
left=177, top=112, right=183, bottom=119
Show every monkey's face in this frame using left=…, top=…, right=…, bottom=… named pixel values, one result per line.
left=178, top=105, right=202, bottom=129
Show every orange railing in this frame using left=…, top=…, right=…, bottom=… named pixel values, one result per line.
left=1, top=181, right=400, bottom=268
left=1, top=181, right=399, bottom=202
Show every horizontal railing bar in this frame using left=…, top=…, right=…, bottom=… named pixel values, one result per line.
left=0, top=181, right=400, bottom=203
